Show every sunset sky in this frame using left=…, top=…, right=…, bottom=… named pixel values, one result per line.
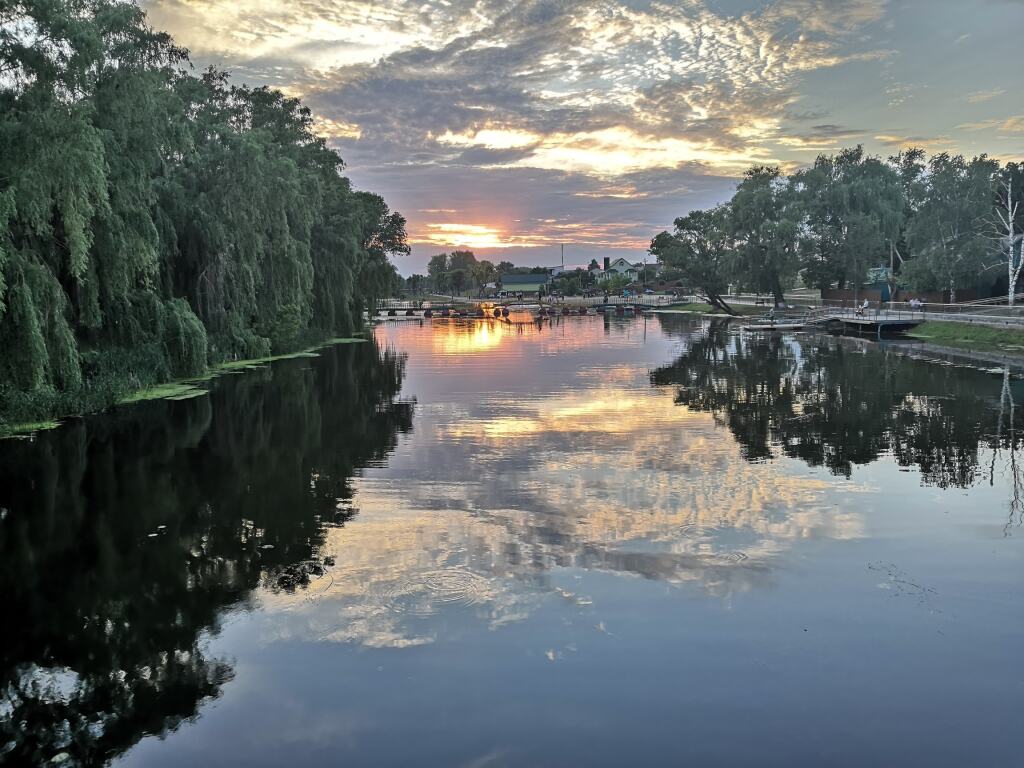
left=142, top=0, right=1024, bottom=274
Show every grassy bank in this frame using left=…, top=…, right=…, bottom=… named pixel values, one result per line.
left=658, top=302, right=766, bottom=316
left=907, top=321, right=1024, bottom=354
left=2, top=336, right=367, bottom=439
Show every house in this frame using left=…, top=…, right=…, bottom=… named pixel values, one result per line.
left=499, top=272, right=551, bottom=295
left=604, top=258, right=640, bottom=279
left=602, top=258, right=661, bottom=281
left=549, top=264, right=590, bottom=277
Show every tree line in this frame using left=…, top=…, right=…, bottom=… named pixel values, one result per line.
left=0, top=1, right=408, bottom=428
left=650, top=147, right=1024, bottom=313
left=408, top=252, right=657, bottom=297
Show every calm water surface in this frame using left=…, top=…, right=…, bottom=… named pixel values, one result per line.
left=2, top=314, right=1022, bottom=766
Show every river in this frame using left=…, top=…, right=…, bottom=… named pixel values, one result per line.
left=1, top=314, right=1021, bottom=766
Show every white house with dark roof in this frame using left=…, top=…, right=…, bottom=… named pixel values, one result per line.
left=604, top=258, right=639, bottom=279
left=599, top=258, right=662, bottom=281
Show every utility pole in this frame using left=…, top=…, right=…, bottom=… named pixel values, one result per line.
left=560, top=243, right=564, bottom=270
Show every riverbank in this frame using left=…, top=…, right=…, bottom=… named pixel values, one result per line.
left=655, top=302, right=766, bottom=316
left=1, top=336, right=367, bottom=439
left=906, top=321, right=1024, bottom=355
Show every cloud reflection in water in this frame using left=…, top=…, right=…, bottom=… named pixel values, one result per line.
left=260, top=317, right=864, bottom=648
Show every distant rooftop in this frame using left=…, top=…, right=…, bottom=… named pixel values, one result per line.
left=500, top=273, right=551, bottom=285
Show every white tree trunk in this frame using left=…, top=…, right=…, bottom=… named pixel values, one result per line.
left=1001, top=177, right=1021, bottom=306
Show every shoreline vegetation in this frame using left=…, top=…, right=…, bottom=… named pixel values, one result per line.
left=2, top=335, right=367, bottom=438
left=907, top=321, right=1024, bottom=355
left=1, top=3, right=408, bottom=437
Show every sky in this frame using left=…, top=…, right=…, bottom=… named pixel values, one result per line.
left=141, top=0, right=1024, bottom=274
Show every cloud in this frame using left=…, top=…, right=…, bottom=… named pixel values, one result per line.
left=776, top=123, right=866, bottom=149
left=156, top=0, right=890, bottom=178
left=957, top=115, right=1024, bottom=133
left=873, top=133, right=953, bottom=151
left=966, top=87, right=1005, bottom=103
left=147, top=0, right=1024, bottom=266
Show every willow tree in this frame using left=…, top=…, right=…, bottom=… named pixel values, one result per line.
left=729, top=166, right=801, bottom=306
left=353, top=192, right=408, bottom=313
left=650, top=205, right=737, bottom=314
left=0, top=1, right=407, bottom=427
left=1, top=0, right=111, bottom=393
left=900, top=153, right=999, bottom=301
left=792, top=147, right=904, bottom=295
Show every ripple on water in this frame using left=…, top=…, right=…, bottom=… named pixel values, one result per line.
left=380, top=567, right=495, bottom=615
left=677, top=522, right=724, bottom=538
left=717, top=551, right=749, bottom=564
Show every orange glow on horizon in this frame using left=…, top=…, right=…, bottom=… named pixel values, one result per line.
left=410, top=220, right=651, bottom=251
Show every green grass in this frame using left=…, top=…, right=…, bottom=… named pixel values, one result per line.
left=907, top=321, right=1024, bottom=354
left=658, top=302, right=766, bottom=316
left=3, top=420, right=62, bottom=438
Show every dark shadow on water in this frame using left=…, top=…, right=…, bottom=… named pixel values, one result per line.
left=0, top=340, right=413, bottom=766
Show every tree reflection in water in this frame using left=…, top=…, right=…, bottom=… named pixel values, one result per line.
left=0, top=340, right=413, bottom=765
left=651, top=317, right=1024, bottom=526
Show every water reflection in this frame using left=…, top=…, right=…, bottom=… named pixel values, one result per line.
left=2, top=316, right=1022, bottom=766
left=255, top=319, right=867, bottom=652
left=651, top=317, right=1024, bottom=496
left=0, top=341, right=412, bottom=765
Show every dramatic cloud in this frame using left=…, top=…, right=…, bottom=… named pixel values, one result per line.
left=143, top=0, right=1024, bottom=271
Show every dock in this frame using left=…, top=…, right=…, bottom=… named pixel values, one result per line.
left=806, top=308, right=923, bottom=337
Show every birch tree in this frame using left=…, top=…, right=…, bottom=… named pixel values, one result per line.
left=993, top=164, right=1024, bottom=305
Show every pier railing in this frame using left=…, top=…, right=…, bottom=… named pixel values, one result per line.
left=721, top=295, right=1024, bottom=329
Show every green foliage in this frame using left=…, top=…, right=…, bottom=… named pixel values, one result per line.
left=551, top=268, right=589, bottom=296
left=900, top=153, right=999, bottom=296
left=650, top=205, right=736, bottom=312
left=791, top=146, right=903, bottom=290
left=652, top=145, right=1014, bottom=305
left=160, top=298, right=207, bottom=378
left=0, top=1, right=406, bottom=425
left=470, top=260, right=497, bottom=292
left=599, top=273, right=631, bottom=293
left=729, top=166, right=801, bottom=304
left=425, top=249, right=482, bottom=295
